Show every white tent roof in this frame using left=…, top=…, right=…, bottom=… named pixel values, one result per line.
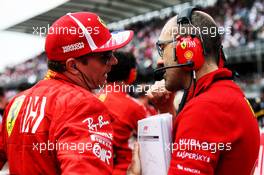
left=0, top=0, right=68, bottom=72
left=0, top=31, right=45, bottom=72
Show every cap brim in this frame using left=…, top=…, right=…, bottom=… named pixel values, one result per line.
left=93, top=30, right=134, bottom=52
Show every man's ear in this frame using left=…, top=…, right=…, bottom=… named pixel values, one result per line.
left=65, top=58, right=79, bottom=75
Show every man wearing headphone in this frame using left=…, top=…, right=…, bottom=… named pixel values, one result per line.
left=0, top=12, right=133, bottom=174
left=128, top=7, right=260, bottom=175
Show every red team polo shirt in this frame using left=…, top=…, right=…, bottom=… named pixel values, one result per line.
left=98, top=84, right=147, bottom=175
left=169, top=68, right=260, bottom=175
left=0, top=74, right=114, bottom=174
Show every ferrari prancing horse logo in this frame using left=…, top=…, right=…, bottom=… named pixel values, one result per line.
left=180, top=41, right=187, bottom=49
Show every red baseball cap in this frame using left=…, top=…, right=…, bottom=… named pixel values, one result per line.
left=45, top=12, right=134, bottom=61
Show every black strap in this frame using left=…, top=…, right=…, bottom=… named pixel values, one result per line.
left=179, top=75, right=235, bottom=113
left=177, top=6, right=200, bottom=24
left=177, top=71, right=194, bottom=114
left=178, top=89, right=189, bottom=114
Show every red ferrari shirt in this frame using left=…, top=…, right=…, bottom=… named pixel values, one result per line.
left=169, top=68, right=260, bottom=175
left=98, top=84, right=147, bottom=175
left=0, top=73, right=114, bottom=174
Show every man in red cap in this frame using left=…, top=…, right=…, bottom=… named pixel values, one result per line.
left=128, top=7, right=260, bottom=175
left=0, top=12, right=133, bottom=174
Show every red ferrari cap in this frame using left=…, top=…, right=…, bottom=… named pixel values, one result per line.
left=45, top=12, right=134, bottom=61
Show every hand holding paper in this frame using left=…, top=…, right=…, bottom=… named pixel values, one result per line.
left=127, top=143, right=141, bottom=175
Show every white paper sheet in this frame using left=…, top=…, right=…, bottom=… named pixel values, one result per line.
left=138, top=113, right=172, bottom=175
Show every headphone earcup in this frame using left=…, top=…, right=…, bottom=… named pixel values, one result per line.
left=176, top=36, right=205, bottom=70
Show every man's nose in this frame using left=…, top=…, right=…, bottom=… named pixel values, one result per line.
left=157, top=58, right=164, bottom=68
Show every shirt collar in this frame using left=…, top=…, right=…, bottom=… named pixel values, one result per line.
left=193, top=68, right=233, bottom=97
left=45, top=69, right=69, bottom=81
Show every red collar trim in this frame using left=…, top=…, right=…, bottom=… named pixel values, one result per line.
left=193, top=68, right=233, bottom=96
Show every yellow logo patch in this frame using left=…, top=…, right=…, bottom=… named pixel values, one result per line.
left=180, top=41, right=187, bottom=49
left=184, top=50, right=193, bottom=60
left=98, top=94, right=107, bottom=102
left=6, top=95, right=26, bottom=136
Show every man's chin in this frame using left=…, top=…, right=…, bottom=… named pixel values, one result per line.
left=165, top=82, right=179, bottom=92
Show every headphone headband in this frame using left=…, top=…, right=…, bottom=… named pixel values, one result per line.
left=177, top=6, right=227, bottom=67
left=176, top=6, right=207, bottom=56
left=177, top=7, right=200, bottom=25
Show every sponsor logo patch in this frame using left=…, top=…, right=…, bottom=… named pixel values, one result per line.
left=184, top=50, right=193, bottom=60
left=89, top=130, right=113, bottom=140
left=176, top=151, right=210, bottom=163
left=91, top=134, right=112, bottom=149
left=62, top=42, right=84, bottom=53
left=93, top=143, right=112, bottom=165
left=180, top=41, right=187, bottom=49
left=83, top=115, right=110, bottom=131
left=21, top=96, right=47, bottom=133
left=7, top=95, right=26, bottom=136
left=176, top=164, right=201, bottom=174
left=98, top=94, right=107, bottom=102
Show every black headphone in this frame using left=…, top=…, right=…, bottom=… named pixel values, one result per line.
left=154, top=7, right=199, bottom=75
left=154, top=6, right=226, bottom=80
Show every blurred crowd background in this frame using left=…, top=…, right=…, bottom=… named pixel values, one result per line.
left=1, top=0, right=264, bottom=127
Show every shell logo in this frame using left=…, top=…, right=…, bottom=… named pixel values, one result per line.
left=184, top=50, right=193, bottom=60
